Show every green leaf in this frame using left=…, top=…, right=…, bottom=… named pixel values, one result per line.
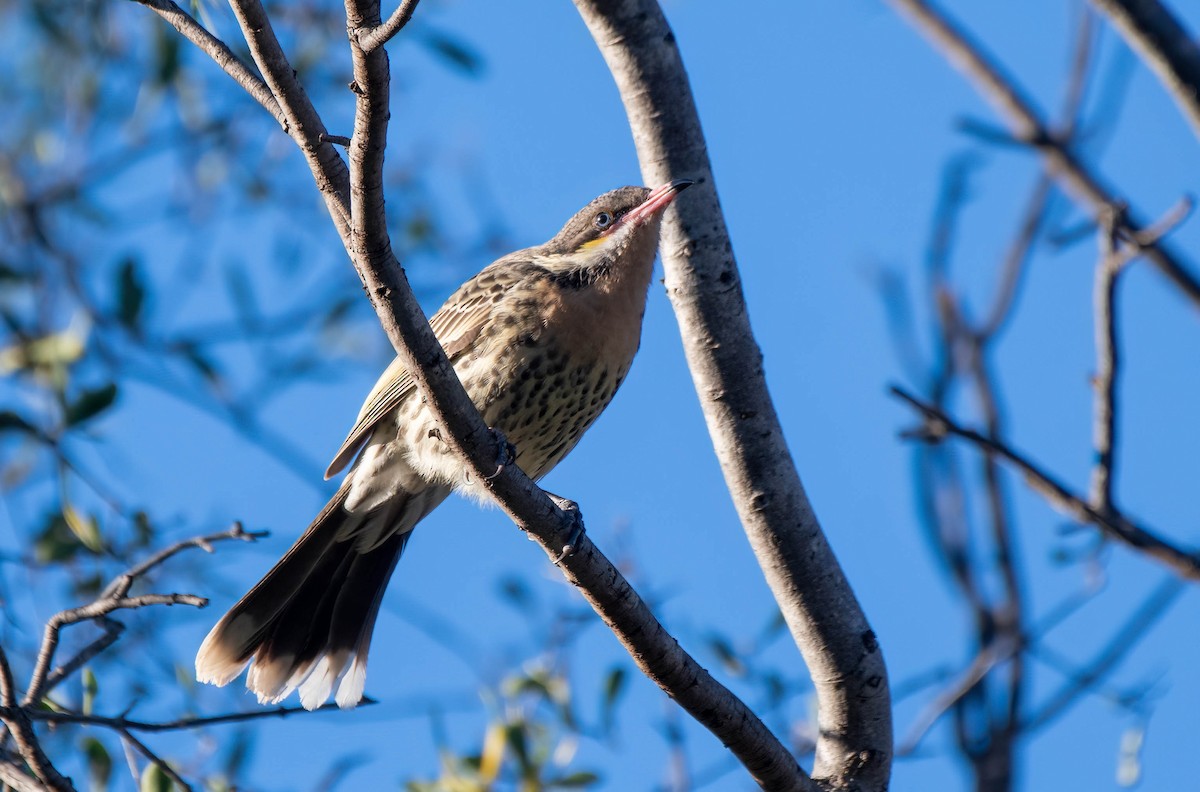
left=82, top=737, right=112, bottom=791
left=65, top=383, right=118, bottom=426
left=504, top=722, right=533, bottom=776
left=600, top=666, right=626, bottom=735
left=420, top=30, right=484, bottom=76
left=140, top=762, right=173, bottom=792
left=497, top=575, right=534, bottom=610
left=548, top=771, right=601, bottom=789
left=153, top=23, right=182, bottom=86
left=707, top=634, right=747, bottom=677
left=35, top=514, right=84, bottom=562
left=63, top=505, right=104, bottom=553
left=0, top=410, right=38, bottom=436
left=116, top=257, right=146, bottom=332
left=82, top=667, right=98, bottom=716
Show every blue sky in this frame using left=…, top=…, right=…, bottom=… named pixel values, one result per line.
left=13, top=1, right=1200, bottom=789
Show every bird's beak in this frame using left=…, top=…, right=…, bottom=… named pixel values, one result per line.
left=613, top=179, right=694, bottom=232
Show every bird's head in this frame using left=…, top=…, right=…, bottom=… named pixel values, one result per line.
left=537, top=180, right=693, bottom=285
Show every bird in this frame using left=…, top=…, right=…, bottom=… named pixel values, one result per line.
left=195, top=179, right=692, bottom=710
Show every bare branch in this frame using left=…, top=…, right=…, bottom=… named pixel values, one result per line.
left=891, top=386, right=1200, bottom=580
left=1090, top=210, right=1123, bottom=513
left=24, top=594, right=205, bottom=708
left=12, top=699, right=375, bottom=733
left=100, top=522, right=266, bottom=600
left=897, top=636, right=1017, bottom=755
left=118, top=729, right=191, bottom=792
left=357, top=0, right=422, bottom=52
left=886, top=0, right=1200, bottom=308
left=132, top=0, right=286, bottom=128
left=1023, top=576, right=1184, bottom=732
left=571, top=1, right=891, bottom=788
left=42, top=618, right=124, bottom=695
left=0, top=649, right=72, bottom=791
left=977, top=173, right=1053, bottom=341
left=226, top=0, right=352, bottom=236
left=0, top=759, right=45, bottom=792
left=1088, top=0, right=1200, bottom=140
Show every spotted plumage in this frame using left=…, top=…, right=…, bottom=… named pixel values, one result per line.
left=195, top=180, right=692, bottom=710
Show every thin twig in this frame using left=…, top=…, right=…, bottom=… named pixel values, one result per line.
left=8, top=698, right=376, bottom=733
left=357, top=0, right=422, bottom=52
left=42, top=618, right=124, bottom=695
left=132, top=0, right=286, bottom=128
left=977, top=173, right=1053, bottom=341
left=101, top=522, right=266, bottom=600
left=892, top=386, right=1200, bottom=580
left=1090, top=209, right=1123, bottom=513
left=1023, top=576, right=1184, bottom=732
left=24, top=594, right=206, bottom=708
left=0, top=649, right=72, bottom=791
left=118, top=729, right=192, bottom=792
left=226, top=0, right=352, bottom=235
left=1088, top=0, right=1200, bottom=140
left=897, top=636, right=1017, bottom=755
left=0, top=759, right=44, bottom=792
left=886, top=0, right=1200, bottom=308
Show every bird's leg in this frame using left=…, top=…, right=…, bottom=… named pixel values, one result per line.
left=545, top=492, right=586, bottom=565
left=483, top=428, right=517, bottom=481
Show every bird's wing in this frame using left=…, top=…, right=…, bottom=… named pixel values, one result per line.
left=322, top=280, right=499, bottom=480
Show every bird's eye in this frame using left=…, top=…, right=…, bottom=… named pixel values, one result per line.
left=594, top=211, right=613, bottom=229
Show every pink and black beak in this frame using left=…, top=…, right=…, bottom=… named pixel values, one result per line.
left=613, top=179, right=693, bottom=232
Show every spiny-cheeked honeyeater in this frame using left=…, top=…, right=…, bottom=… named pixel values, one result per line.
left=195, top=180, right=692, bottom=709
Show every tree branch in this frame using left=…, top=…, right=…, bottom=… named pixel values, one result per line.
left=891, top=386, right=1200, bottom=580
left=119, top=729, right=192, bottom=792
left=1088, top=0, right=1200, bottom=140
left=25, top=523, right=261, bottom=706
left=1090, top=211, right=1123, bottom=513
left=132, top=0, right=286, bottom=129
left=356, top=0, right=422, bottom=52
left=10, top=699, right=376, bottom=733
left=0, top=648, right=72, bottom=791
left=226, top=0, right=352, bottom=237
left=1023, top=576, right=1184, bottom=732
left=886, top=0, right=1200, bottom=309
left=571, top=1, right=892, bottom=789
left=0, top=759, right=45, bottom=792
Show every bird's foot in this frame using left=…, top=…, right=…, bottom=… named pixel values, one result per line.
left=547, top=493, right=586, bottom=565
left=483, top=428, right=517, bottom=481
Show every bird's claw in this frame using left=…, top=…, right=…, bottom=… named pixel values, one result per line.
left=548, top=494, right=585, bottom=565
left=484, top=428, right=517, bottom=481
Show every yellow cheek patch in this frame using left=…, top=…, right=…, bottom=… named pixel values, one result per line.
left=578, top=237, right=605, bottom=251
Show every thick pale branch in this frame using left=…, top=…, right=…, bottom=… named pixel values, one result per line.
left=887, top=0, right=1200, bottom=309
left=1088, top=0, right=1200, bottom=140
left=571, top=1, right=892, bottom=789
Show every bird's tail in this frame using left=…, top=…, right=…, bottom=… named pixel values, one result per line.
left=195, top=484, right=420, bottom=710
